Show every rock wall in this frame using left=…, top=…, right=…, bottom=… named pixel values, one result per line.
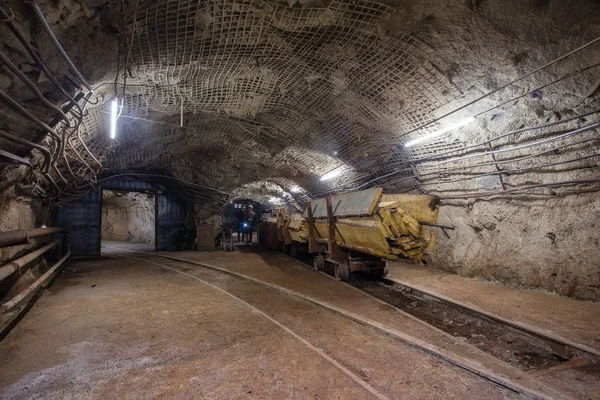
left=432, top=194, right=600, bottom=301
left=0, top=166, right=52, bottom=302
left=101, top=190, right=155, bottom=244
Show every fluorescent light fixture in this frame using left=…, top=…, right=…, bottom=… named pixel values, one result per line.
left=110, top=98, right=118, bottom=139
left=290, top=186, right=300, bottom=193
left=404, top=117, right=476, bottom=148
left=320, top=168, right=342, bottom=181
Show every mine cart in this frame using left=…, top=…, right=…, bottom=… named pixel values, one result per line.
left=295, top=187, right=440, bottom=281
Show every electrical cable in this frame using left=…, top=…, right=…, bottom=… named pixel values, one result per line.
left=439, top=177, right=600, bottom=200
left=397, top=35, right=600, bottom=140
left=318, top=38, right=600, bottom=178
left=351, top=110, right=600, bottom=190
left=398, top=152, right=600, bottom=191
left=30, top=2, right=93, bottom=92
left=382, top=135, right=600, bottom=189
left=0, top=5, right=83, bottom=116
left=0, top=51, right=72, bottom=127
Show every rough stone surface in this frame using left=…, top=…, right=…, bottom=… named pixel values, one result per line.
left=433, top=194, right=600, bottom=300
left=101, top=190, right=155, bottom=245
left=0, top=0, right=599, bottom=299
left=0, top=167, right=52, bottom=301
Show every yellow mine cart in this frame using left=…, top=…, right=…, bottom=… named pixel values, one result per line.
left=280, top=187, right=440, bottom=281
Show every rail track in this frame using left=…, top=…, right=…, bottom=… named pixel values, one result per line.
left=104, top=245, right=595, bottom=400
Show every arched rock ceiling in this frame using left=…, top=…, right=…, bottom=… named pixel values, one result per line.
left=1, top=0, right=600, bottom=213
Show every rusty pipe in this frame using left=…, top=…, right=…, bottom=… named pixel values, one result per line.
left=0, top=227, right=67, bottom=248
left=0, top=249, right=70, bottom=315
left=0, top=239, right=60, bottom=281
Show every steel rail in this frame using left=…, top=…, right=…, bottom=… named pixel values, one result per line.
left=123, top=253, right=390, bottom=400
left=108, top=248, right=562, bottom=400
left=379, top=277, right=600, bottom=359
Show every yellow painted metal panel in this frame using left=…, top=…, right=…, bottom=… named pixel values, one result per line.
left=380, top=194, right=440, bottom=223
left=289, top=192, right=439, bottom=261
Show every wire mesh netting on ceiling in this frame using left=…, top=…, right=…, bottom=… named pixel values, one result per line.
left=1, top=0, right=599, bottom=211
left=77, top=0, right=458, bottom=192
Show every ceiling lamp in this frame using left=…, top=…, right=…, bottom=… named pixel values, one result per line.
left=320, top=169, right=342, bottom=181
left=110, top=99, right=118, bottom=139
left=404, top=117, right=476, bottom=148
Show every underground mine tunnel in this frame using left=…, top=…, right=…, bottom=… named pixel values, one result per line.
left=0, top=0, right=599, bottom=398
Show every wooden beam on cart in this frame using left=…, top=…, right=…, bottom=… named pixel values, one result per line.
left=305, top=201, right=321, bottom=254
left=325, top=196, right=347, bottom=260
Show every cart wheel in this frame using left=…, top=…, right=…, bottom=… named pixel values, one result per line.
left=370, top=268, right=384, bottom=280
left=314, top=254, right=325, bottom=271
left=290, top=244, right=299, bottom=259
left=334, top=262, right=350, bottom=281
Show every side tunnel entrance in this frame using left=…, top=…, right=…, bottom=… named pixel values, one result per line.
left=101, top=190, right=156, bottom=248
left=54, top=177, right=187, bottom=257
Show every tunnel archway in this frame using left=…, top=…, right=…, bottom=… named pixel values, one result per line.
left=53, top=176, right=189, bottom=256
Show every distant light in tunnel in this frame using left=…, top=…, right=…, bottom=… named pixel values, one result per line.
left=404, top=116, right=476, bottom=148
left=110, top=99, right=118, bottom=139
left=320, top=169, right=342, bottom=181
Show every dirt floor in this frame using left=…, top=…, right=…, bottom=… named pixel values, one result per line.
left=108, top=243, right=600, bottom=398
left=0, top=250, right=520, bottom=399
left=1, top=243, right=599, bottom=399
left=352, top=279, right=567, bottom=371
left=385, top=260, right=600, bottom=352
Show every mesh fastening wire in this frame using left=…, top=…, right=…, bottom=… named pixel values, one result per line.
left=72, top=0, right=457, bottom=199
left=66, top=0, right=599, bottom=206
